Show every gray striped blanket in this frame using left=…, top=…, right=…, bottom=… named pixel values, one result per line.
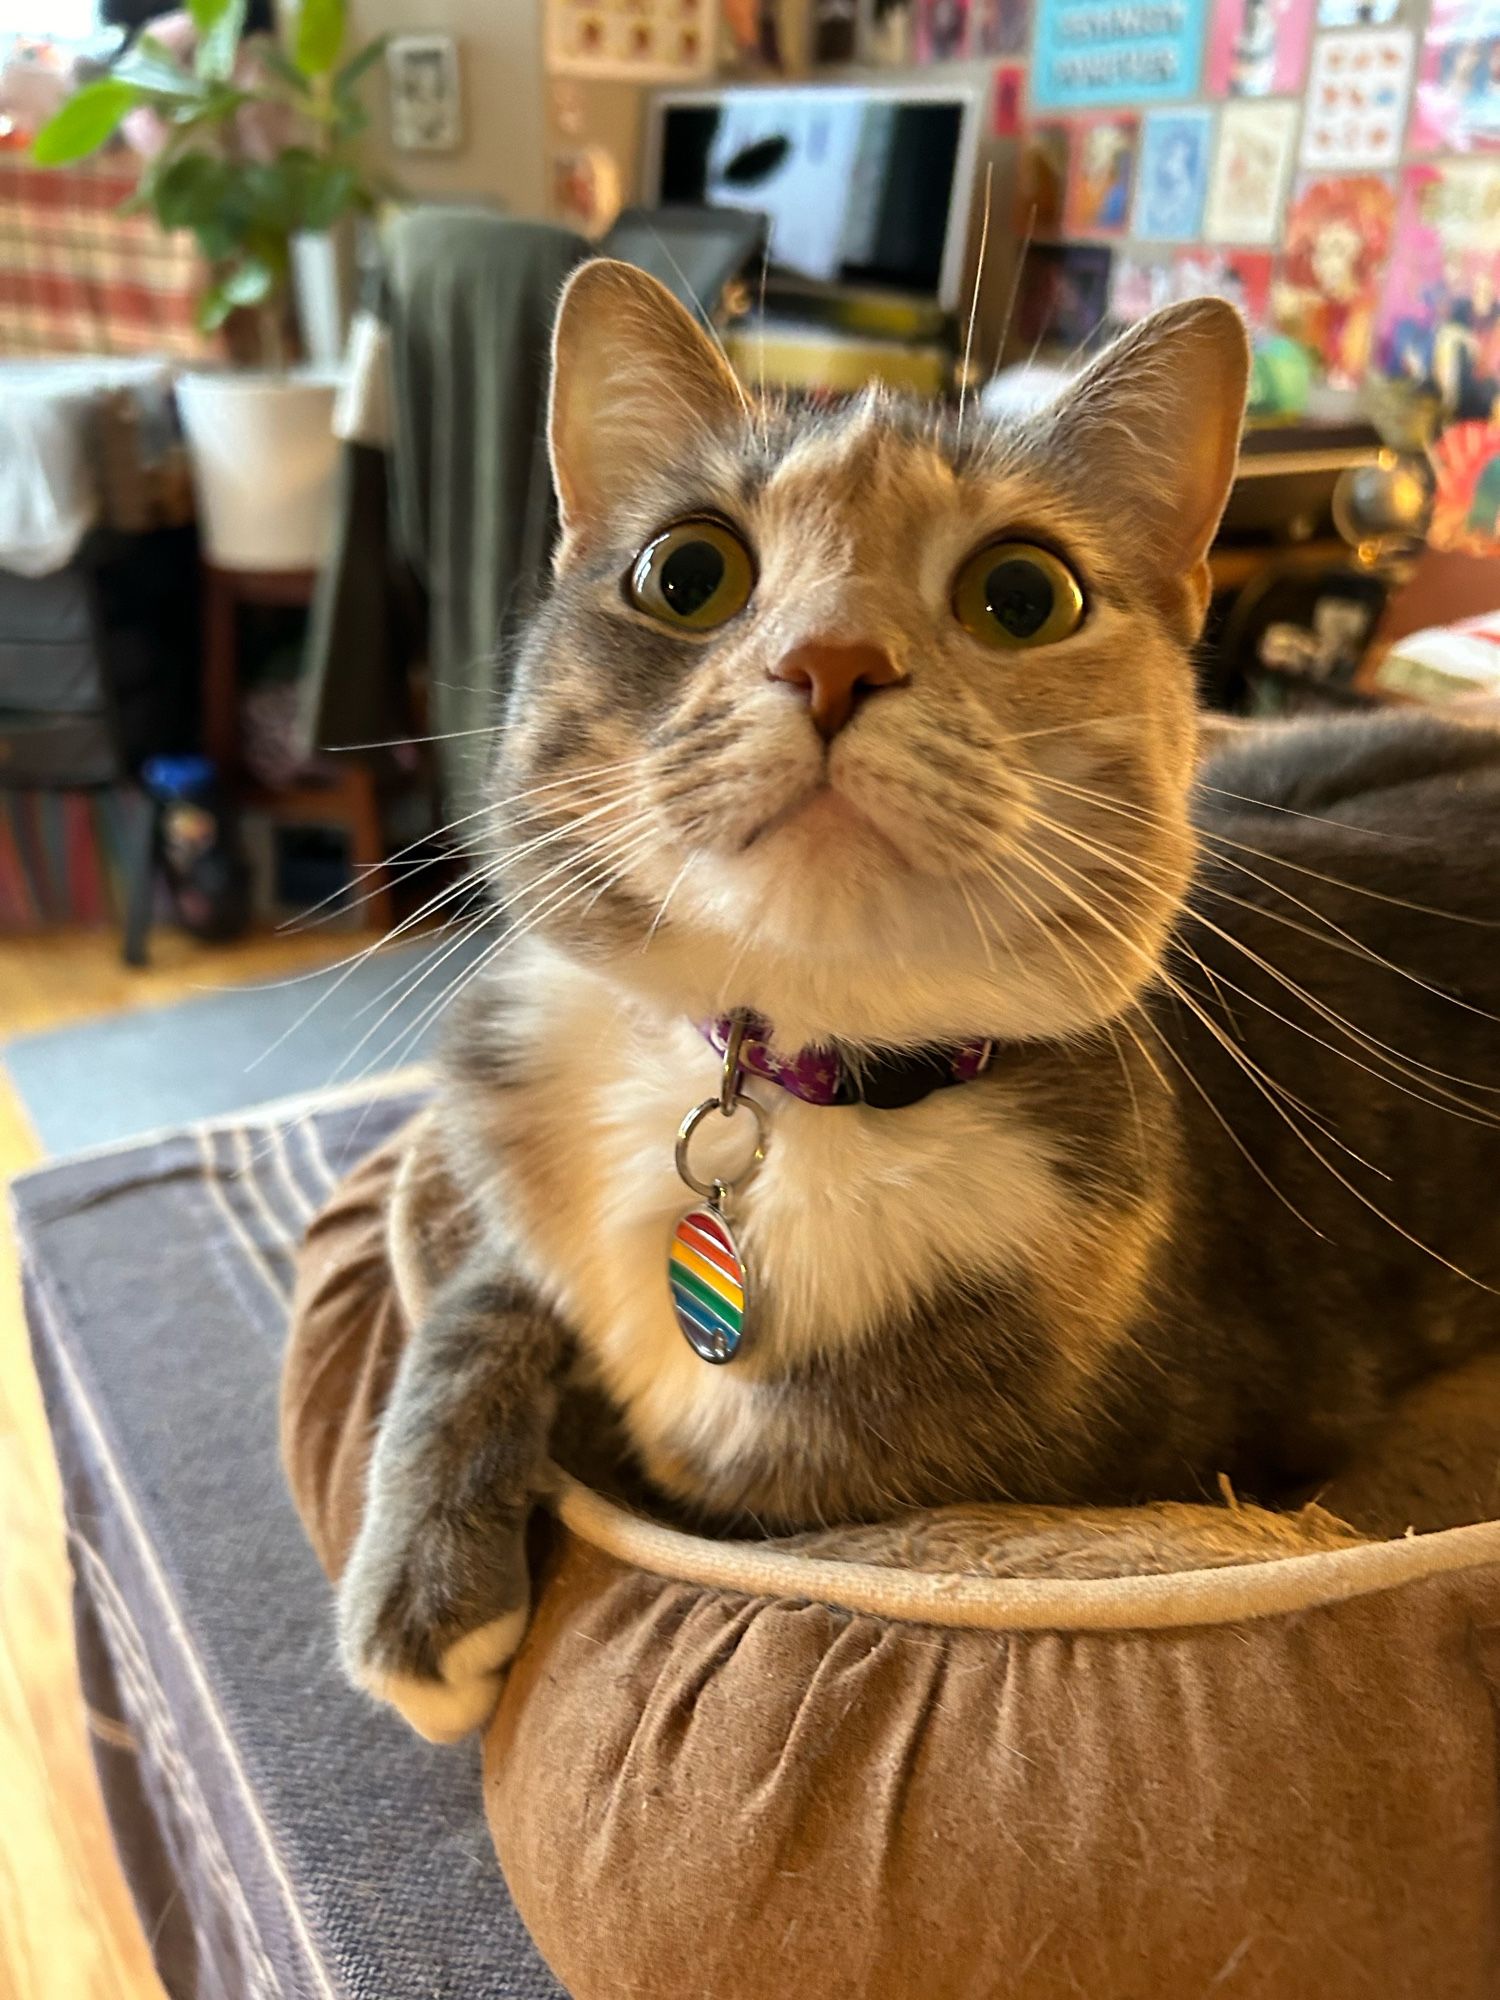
left=13, top=1081, right=567, bottom=2000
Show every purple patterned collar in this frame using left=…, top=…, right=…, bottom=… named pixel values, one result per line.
left=700, top=1013, right=994, bottom=1110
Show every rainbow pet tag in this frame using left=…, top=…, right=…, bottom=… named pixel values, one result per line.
left=669, top=1205, right=748, bottom=1364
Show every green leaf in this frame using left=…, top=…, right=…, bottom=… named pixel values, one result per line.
left=221, top=258, right=277, bottom=304
left=294, top=0, right=346, bottom=78
left=193, top=0, right=249, bottom=83
left=298, top=161, right=359, bottom=230
left=256, top=42, right=312, bottom=96
left=332, top=34, right=387, bottom=97
left=32, top=79, right=143, bottom=165
left=198, top=255, right=279, bottom=328
left=330, top=100, right=370, bottom=142
left=148, top=151, right=230, bottom=231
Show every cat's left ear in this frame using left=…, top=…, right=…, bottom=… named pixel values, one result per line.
left=549, top=259, right=747, bottom=553
left=1044, top=298, right=1249, bottom=627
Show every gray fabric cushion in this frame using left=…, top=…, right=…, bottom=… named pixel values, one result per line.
left=14, top=1087, right=566, bottom=2000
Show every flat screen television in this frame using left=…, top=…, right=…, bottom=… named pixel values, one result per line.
left=644, top=83, right=981, bottom=311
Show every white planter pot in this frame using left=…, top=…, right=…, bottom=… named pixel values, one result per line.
left=176, top=368, right=343, bottom=571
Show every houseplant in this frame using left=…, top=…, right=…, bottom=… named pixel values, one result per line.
left=33, top=0, right=384, bottom=568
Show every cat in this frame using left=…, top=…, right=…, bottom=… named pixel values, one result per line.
left=335, top=258, right=1500, bottom=1740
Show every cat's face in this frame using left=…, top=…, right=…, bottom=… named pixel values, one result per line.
left=490, top=262, right=1247, bottom=1050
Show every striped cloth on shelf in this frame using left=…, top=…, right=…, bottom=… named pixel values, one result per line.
left=0, top=154, right=221, bottom=360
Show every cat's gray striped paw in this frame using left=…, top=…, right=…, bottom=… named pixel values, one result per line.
left=336, top=1514, right=533, bottom=1743
left=352, top=1604, right=531, bottom=1743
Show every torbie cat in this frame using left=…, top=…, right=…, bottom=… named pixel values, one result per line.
left=337, top=260, right=1500, bottom=1739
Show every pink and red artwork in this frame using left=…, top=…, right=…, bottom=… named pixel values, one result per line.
left=1276, top=174, right=1397, bottom=385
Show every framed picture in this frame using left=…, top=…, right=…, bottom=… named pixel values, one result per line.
left=387, top=34, right=463, bottom=154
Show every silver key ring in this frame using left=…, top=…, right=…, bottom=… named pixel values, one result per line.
left=675, top=1090, right=768, bottom=1200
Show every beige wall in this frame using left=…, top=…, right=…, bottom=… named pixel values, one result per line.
left=348, top=0, right=549, bottom=217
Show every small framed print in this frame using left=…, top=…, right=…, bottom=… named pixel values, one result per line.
left=387, top=34, right=463, bottom=154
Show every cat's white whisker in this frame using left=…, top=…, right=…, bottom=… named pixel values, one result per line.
left=1028, top=783, right=1500, bottom=1116
left=955, top=162, right=993, bottom=451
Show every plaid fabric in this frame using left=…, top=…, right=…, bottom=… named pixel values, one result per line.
left=0, top=153, right=223, bottom=360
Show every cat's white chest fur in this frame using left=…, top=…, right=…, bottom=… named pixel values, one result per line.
left=469, top=955, right=1075, bottom=1496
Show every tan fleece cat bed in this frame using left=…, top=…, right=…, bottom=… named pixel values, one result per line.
left=283, top=1118, right=1500, bottom=2000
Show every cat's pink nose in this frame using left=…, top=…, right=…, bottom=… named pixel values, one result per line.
left=769, top=639, right=904, bottom=739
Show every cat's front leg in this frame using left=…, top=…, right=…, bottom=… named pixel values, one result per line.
left=336, top=1267, right=565, bottom=1742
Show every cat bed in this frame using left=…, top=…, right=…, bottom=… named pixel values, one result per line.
left=282, top=1116, right=1500, bottom=2000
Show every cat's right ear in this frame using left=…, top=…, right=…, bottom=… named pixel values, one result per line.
left=548, top=259, right=748, bottom=554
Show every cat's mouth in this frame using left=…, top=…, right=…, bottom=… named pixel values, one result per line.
left=741, top=781, right=911, bottom=868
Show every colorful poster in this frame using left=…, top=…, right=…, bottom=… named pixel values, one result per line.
left=1029, top=0, right=1211, bottom=110
left=1065, top=114, right=1140, bottom=232
left=1410, top=0, right=1500, bottom=153
left=1274, top=173, right=1396, bottom=382
left=1017, top=242, right=1114, bottom=347
left=1205, top=0, right=1315, bottom=95
left=1301, top=30, right=1415, bottom=167
left=1206, top=99, right=1298, bottom=240
left=1112, top=246, right=1273, bottom=320
left=1133, top=107, right=1214, bottom=236
left=969, top=0, right=1031, bottom=54
left=914, top=0, right=972, bottom=60
left=1375, top=160, right=1500, bottom=419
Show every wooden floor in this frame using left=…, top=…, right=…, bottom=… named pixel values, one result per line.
left=0, top=927, right=351, bottom=2000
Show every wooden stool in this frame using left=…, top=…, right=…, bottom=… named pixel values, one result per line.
left=200, top=563, right=394, bottom=933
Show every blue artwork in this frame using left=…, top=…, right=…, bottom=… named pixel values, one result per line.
left=1133, top=109, right=1214, bottom=238
left=1030, top=0, right=1211, bottom=109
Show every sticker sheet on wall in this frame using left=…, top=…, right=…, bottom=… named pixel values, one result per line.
left=1375, top=159, right=1500, bottom=419
left=1274, top=174, right=1397, bottom=383
left=1029, top=0, right=1212, bottom=110
left=1205, top=0, right=1315, bottom=96
left=1302, top=29, right=1415, bottom=167
left=547, top=0, right=716, bottom=78
left=1134, top=108, right=1215, bottom=236
left=1065, top=115, right=1139, bottom=233
left=1410, top=0, right=1500, bottom=153
left=1207, top=99, right=1299, bottom=240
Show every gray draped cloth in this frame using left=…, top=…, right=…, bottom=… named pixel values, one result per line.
left=300, top=212, right=588, bottom=817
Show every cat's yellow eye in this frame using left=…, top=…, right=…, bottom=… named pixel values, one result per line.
left=628, top=519, right=755, bottom=631
left=953, top=541, right=1085, bottom=651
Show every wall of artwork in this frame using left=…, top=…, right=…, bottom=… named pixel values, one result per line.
left=892, top=0, right=1499, bottom=422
